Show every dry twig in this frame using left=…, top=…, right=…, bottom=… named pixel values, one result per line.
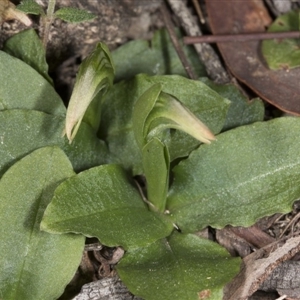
left=166, top=0, right=230, bottom=83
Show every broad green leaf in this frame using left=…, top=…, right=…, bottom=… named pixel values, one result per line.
left=0, top=51, right=65, bottom=115
left=65, top=42, right=115, bottom=142
left=55, top=7, right=96, bottom=23
left=0, top=109, right=109, bottom=176
left=262, top=11, right=300, bottom=70
left=0, top=147, right=84, bottom=300
left=142, top=138, right=170, bottom=212
left=41, top=164, right=173, bottom=249
left=100, top=74, right=230, bottom=174
left=167, top=117, right=300, bottom=232
left=3, top=29, right=52, bottom=83
left=17, top=0, right=44, bottom=15
left=112, top=28, right=206, bottom=82
left=199, top=77, right=264, bottom=130
left=117, top=232, right=240, bottom=300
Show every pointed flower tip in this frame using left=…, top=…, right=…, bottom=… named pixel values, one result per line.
left=62, top=124, right=74, bottom=144
left=200, top=129, right=216, bottom=144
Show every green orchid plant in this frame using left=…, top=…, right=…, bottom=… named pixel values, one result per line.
left=1, top=27, right=300, bottom=300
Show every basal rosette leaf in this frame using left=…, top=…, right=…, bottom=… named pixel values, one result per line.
left=3, top=29, right=52, bottom=83
left=41, top=164, right=173, bottom=249
left=0, top=147, right=84, bottom=300
left=117, top=232, right=240, bottom=300
left=0, top=109, right=109, bottom=177
left=167, top=117, right=300, bottom=232
left=0, top=50, right=65, bottom=115
left=199, top=77, right=264, bottom=131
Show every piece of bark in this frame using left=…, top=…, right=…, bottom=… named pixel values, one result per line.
left=216, top=227, right=252, bottom=258
left=260, top=261, right=300, bottom=299
left=166, top=0, right=230, bottom=84
left=228, top=225, right=275, bottom=249
left=72, top=276, right=143, bottom=300
left=223, top=235, right=300, bottom=300
left=272, top=0, right=292, bottom=13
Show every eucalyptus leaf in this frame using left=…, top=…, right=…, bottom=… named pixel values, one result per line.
left=55, top=7, right=96, bottom=23
left=262, top=11, right=300, bottom=70
left=0, top=147, right=84, bottom=300
left=0, top=109, right=109, bottom=176
left=3, top=29, right=52, bottom=83
left=100, top=74, right=230, bottom=174
left=0, top=51, right=65, bottom=115
left=17, top=0, right=44, bottom=15
left=117, top=232, right=240, bottom=300
left=112, top=28, right=206, bottom=82
left=65, top=42, right=115, bottom=142
left=199, top=77, right=264, bottom=131
left=142, top=138, right=170, bottom=212
left=41, top=164, right=173, bottom=249
left=167, top=117, right=300, bottom=232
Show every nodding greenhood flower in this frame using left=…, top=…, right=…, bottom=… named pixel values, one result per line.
left=64, top=42, right=115, bottom=143
left=146, top=91, right=216, bottom=145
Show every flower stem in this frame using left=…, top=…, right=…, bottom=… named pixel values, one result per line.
left=42, top=0, right=56, bottom=48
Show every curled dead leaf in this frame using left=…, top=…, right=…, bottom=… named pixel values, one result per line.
left=0, top=0, right=31, bottom=25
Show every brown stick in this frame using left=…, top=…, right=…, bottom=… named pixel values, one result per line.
left=191, top=0, right=205, bottom=24
left=184, top=31, right=300, bottom=44
left=160, top=3, right=197, bottom=80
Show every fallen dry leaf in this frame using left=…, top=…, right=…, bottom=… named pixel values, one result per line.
left=206, top=0, right=300, bottom=115
left=0, top=0, right=31, bottom=25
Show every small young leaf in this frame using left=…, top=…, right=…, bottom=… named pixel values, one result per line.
left=168, top=117, right=300, bottom=232
left=65, top=42, right=115, bottom=142
left=3, top=29, right=52, bottom=83
left=142, top=138, right=170, bottom=212
left=55, top=7, right=96, bottom=23
left=0, top=147, right=84, bottom=300
left=17, top=0, right=43, bottom=15
left=117, top=232, right=240, bottom=300
left=41, top=164, right=173, bottom=249
left=262, top=11, right=300, bottom=70
left=0, top=109, right=109, bottom=177
left=0, top=50, right=64, bottom=114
